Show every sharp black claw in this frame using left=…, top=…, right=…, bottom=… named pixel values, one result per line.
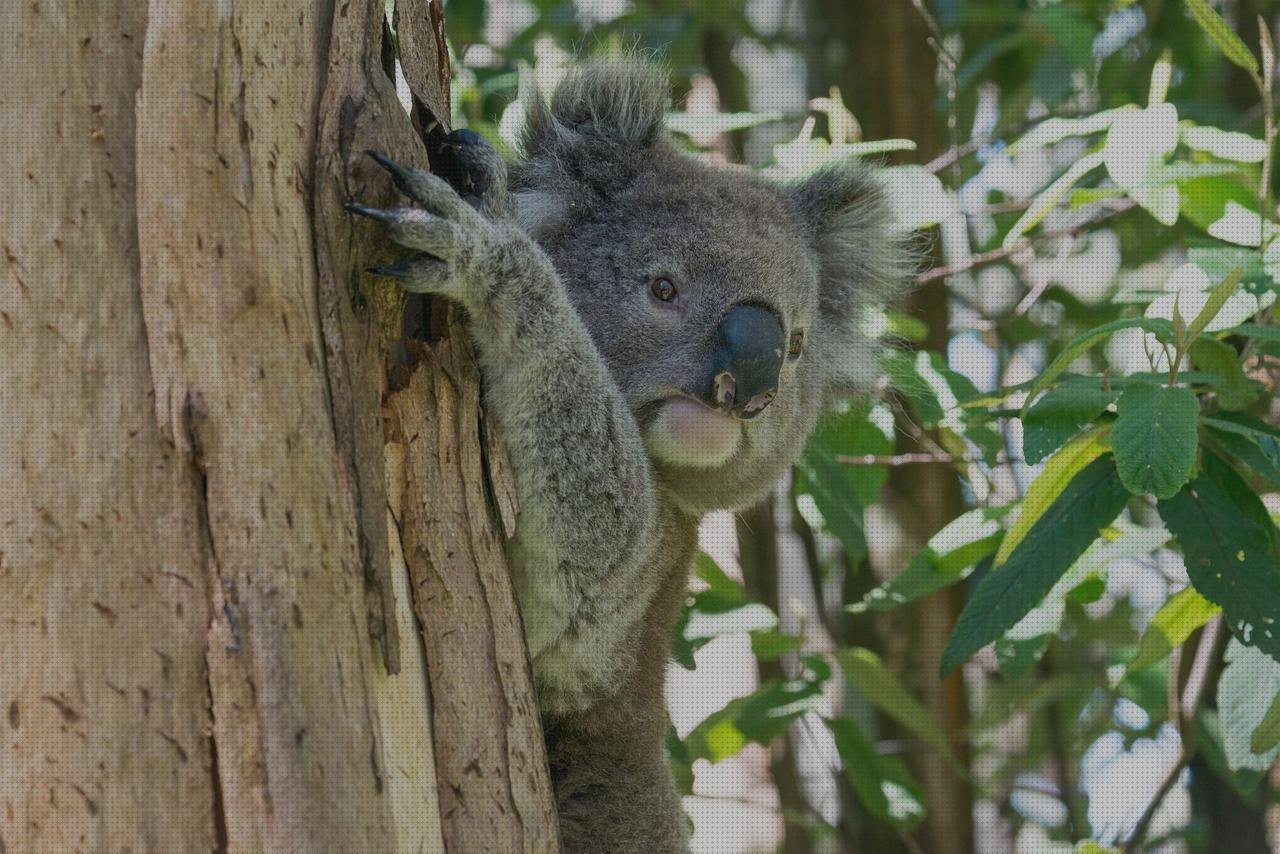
left=367, top=149, right=408, bottom=178
left=367, top=258, right=415, bottom=279
left=344, top=202, right=394, bottom=222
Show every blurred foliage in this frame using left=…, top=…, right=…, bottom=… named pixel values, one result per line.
left=421, top=0, right=1280, bottom=850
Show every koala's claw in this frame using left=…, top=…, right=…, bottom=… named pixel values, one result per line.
left=343, top=202, right=396, bottom=223
left=365, top=150, right=465, bottom=216
left=366, top=254, right=448, bottom=294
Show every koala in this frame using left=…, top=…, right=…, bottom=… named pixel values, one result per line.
left=348, top=58, right=911, bottom=853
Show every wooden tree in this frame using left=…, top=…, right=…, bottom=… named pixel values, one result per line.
left=1, top=1, right=557, bottom=849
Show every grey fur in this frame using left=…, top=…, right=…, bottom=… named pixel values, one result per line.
left=353, top=58, right=913, bottom=853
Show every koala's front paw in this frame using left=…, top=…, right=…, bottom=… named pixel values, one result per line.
left=434, top=129, right=508, bottom=216
left=346, top=150, right=493, bottom=302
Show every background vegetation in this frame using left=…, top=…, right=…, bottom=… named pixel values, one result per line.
left=437, top=0, right=1280, bottom=850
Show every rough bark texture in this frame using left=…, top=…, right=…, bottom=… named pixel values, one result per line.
left=387, top=331, right=560, bottom=853
left=3, top=0, right=557, bottom=850
left=1, top=2, right=219, bottom=849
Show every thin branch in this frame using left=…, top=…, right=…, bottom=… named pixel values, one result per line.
left=908, top=0, right=960, bottom=188
left=916, top=198, right=1138, bottom=284
left=1123, top=616, right=1226, bottom=852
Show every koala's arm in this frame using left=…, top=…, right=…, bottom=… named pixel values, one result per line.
left=349, top=153, right=658, bottom=713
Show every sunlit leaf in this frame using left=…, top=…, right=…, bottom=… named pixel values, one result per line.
left=1184, top=0, right=1260, bottom=73
left=1180, top=125, right=1268, bottom=162
left=849, top=507, right=1008, bottom=614
left=1004, top=150, right=1106, bottom=248
left=1126, top=586, right=1221, bottom=675
left=685, top=677, right=824, bottom=763
left=997, top=426, right=1112, bottom=565
left=1217, top=639, right=1280, bottom=772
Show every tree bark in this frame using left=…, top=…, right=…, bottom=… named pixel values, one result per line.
left=2, top=1, right=557, bottom=850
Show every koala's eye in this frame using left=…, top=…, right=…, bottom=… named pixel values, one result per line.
left=788, top=329, right=805, bottom=360
left=650, top=277, right=678, bottom=302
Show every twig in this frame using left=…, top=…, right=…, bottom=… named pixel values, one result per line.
left=1123, top=616, right=1226, bottom=852
left=836, top=451, right=1013, bottom=466
left=908, top=0, right=961, bottom=189
left=916, top=198, right=1137, bottom=284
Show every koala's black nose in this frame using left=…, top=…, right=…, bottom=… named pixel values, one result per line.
left=706, top=303, right=785, bottom=419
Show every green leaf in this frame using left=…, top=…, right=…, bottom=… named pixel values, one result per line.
left=1022, top=378, right=1118, bottom=464
left=997, top=426, right=1112, bottom=565
left=1204, top=412, right=1280, bottom=487
left=1196, top=710, right=1268, bottom=797
left=812, top=401, right=894, bottom=506
left=849, top=507, right=1009, bottom=613
left=1187, top=267, right=1246, bottom=343
left=1228, top=322, right=1280, bottom=347
left=835, top=648, right=959, bottom=768
left=941, top=455, right=1130, bottom=675
left=794, top=444, right=867, bottom=563
left=1184, top=0, right=1260, bottom=73
left=1250, top=691, right=1280, bottom=755
left=994, top=634, right=1052, bottom=679
left=1126, top=587, right=1221, bottom=675
left=750, top=630, right=804, bottom=661
left=884, top=350, right=979, bottom=427
left=666, top=727, right=694, bottom=796
left=1190, top=336, right=1256, bottom=410
left=1022, top=317, right=1176, bottom=415
left=1111, top=383, right=1200, bottom=498
left=1217, top=639, right=1280, bottom=772
left=1004, top=518, right=1168, bottom=650
left=1180, top=177, right=1260, bottom=234
left=673, top=553, right=781, bottom=669
left=1158, top=452, right=1280, bottom=664
left=685, top=677, right=824, bottom=763
left=826, top=718, right=926, bottom=829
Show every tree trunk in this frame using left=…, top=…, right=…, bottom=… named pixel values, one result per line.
left=809, top=2, right=976, bottom=853
left=1, top=1, right=558, bottom=850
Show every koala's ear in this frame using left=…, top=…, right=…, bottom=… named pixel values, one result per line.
left=520, top=56, right=670, bottom=155
left=788, top=162, right=918, bottom=393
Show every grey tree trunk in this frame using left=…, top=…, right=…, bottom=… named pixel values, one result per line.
left=0, top=1, right=557, bottom=850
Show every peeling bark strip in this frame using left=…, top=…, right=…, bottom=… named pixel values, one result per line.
left=135, top=0, right=399, bottom=848
left=388, top=331, right=561, bottom=853
left=0, top=2, right=217, bottom=849
left=312, top=0, right=439, bottom=678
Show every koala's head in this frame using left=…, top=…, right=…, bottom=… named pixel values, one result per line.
left=510, top=59, right=913, bottom=515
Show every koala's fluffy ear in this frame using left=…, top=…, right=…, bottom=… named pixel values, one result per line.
left=521, top=57, right=669, bottom=154
left=514, top=56, right=670, bottom=240
left=789, top=162, right=918, bottom=393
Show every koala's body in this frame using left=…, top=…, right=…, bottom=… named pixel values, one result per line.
left=351, top=59, right=910, bottom=853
